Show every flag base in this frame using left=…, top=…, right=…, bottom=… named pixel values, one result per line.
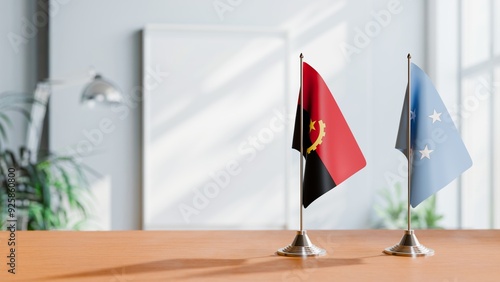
left=383, top=230, right=434, bottom=257
left=277, top=230, right=326, bottom=257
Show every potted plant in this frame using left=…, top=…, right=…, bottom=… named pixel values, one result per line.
left=373, top=182, right=444, bottom=229
left=0, top=92, right=93, bottom=230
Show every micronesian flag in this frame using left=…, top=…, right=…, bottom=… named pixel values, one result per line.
left=396, top=63, right=473, bottom=207
left=293, top=62, right=366, bottom=208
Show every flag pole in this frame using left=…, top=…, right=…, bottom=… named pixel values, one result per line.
left=277, top=53, right=325, bottom=257
left=299, top=53, right=304, bottom=232
left=383, top=53, right=434, bottom=257
left=406, top=53, right=412, bottom=232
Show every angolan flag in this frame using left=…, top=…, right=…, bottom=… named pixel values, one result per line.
left=292, top=62, right=366, bottom=208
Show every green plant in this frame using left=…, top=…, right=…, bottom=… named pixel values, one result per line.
left=374, top=182, right=444, bottom=229
left=0, top=92, right=93, bottom=230
left=0, top=148, right=94, bottom=230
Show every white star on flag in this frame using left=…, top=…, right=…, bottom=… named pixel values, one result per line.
left=428, top=109, right=442, bottom=123
left=419, top=145, right=433, bottom=159
left=410, top=110, right=416, bottom=121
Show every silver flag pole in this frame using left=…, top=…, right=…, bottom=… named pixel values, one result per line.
left=383, top=53, right=434, bottom=257
left=277, top=53, right=326, bottom=257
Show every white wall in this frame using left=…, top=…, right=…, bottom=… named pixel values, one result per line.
left=49, top=0, right=426, bottom=230
left=0, top=0, right=38, bottom=150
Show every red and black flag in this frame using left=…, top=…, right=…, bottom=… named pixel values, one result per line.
left=293, top=62, right=366, bottom=208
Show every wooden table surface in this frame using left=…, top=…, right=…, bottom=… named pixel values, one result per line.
left=0, top=230, right=499, bottom=281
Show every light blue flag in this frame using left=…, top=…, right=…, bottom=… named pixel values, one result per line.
left=396, top=63, right=472, bottom=207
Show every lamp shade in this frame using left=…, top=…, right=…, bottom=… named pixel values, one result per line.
left=81, top=74, right=122, bottom=105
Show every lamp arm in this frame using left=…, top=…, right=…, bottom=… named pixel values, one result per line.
left=25, top=68, right=121, bottom=160
left=25, top=82, right=51, bottom=162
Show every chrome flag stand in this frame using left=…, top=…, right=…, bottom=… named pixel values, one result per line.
left=277, top=53, right=325, bottom=257
left=384, top=230, right=434, bottom=257
left=277, top=230, right=326, bottom=257
left=383, top=54, right=434, bottom=257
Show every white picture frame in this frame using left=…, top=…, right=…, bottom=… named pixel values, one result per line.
left=142, top=24, right=292, bottom=230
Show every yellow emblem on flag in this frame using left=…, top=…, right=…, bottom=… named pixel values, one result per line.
left=307, top=119, right=326, bottom=154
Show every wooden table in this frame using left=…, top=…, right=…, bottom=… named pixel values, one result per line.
left=0, top=230, right=499, bottom=281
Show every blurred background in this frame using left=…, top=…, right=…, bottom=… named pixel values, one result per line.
left=0, top=0, right=498, bottom=230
